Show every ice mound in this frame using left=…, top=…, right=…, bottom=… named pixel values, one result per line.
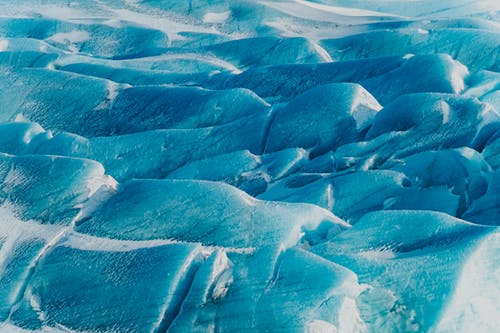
left=313, top=210, right=498, bottom=332
left=265, top=83, right=381, bottom=154
left=0, top=0, right=499, bottom=332
left=0, top=153, right=112, bottom=225
left=208, top=54, right=469, bottom=103
left=76, top=179, right=346, bottom=248
left=11, top=242, right=204, bottom=332
left=321, top=25, right=500, bottom=72
left=0, top=17, right=169, bottom=59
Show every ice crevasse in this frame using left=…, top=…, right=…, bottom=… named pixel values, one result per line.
left=0, top=0, right=499, bottom=332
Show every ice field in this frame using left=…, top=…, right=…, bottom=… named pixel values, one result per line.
left=0, top=0, right=499, bottom=332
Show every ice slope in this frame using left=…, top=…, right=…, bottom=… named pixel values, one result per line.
left=0, top=0, right=499, bottom=332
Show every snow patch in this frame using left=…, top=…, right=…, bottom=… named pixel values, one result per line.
left=0, top=39, right=9, bottom=51
left=306, top=320, right=338, bottom=333
left=203, top=11, right=231, bottom=24
left=48, top=31, right=90, bottom=44
left=439, top=100, right=451, bottom=124
left=359, top=248, right=397, bottom=260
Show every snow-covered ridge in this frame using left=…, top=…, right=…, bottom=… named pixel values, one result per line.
left=0, top=0, right=499, bottom=332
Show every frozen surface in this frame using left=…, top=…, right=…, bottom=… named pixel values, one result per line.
left=0, top=0, right=498, bottom=332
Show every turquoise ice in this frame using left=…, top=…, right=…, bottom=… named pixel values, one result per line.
left=0, top=0, right=499, bottom=332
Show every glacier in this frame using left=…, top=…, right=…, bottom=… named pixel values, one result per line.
left=0, top=0, right=499, bottom=332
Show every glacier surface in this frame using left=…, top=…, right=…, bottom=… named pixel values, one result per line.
left=0, top=0, right=499, bottom=332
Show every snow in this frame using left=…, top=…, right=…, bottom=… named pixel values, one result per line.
left=48, top=31, right=90, bottom=44
left=0, top=0, right=498, bottom=331
left=0, top=39, right=8, bottom=51
left=203, top=11, right=231, bottom=24
left=260, top=0, right=402, bottom=24
left=434, top=234, right=500, bottom=332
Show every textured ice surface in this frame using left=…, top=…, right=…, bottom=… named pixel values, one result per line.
left=0, top=0, right=499, bottom=332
